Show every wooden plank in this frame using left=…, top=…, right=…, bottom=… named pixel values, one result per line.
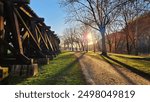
left=0, top=67, right=9, bottom=81
left=38, top=36, right=41, bottom=44
left=36, top=26, right=49, bottom=49
left=0, top=39, right=31, bottom=64
left=19, top=5, right=38, bottom=19
left=22, top=31, right=29, bottom=40
left=31, top=17, right=44, bottom=23
left=13, top=11, right=24, bottom=54
left=13, top=0, right=30, bottom=4
left=20, top=7, right=32, bottom=17
left=47, top=33, right=57, bottom=52
left=45, top=32, right=54, bottom=51
left=0, top=1, right=4, bottom=39
left=14, top=8, right=42, bottom=51
left=43, top=26, right=51, bottom=30
left=0, top=1, right=4, bottom=58
left=5, top=1, right=24, bottom=55
left=49, top=35, right=57, bottom=52
left=30, top=21, right=38, bottom=41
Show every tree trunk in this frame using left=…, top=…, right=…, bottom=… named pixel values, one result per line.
left=71, top=44, right=74, bottom=51
left=126, top=33, right=130, bottom=54
left=78, top=43, right=81, bottom=51
left=100, top=28, right=107, bottom=56
left=109, top=43, right=112, bottom=53
left=93, top=43, right=96, bottom=53
left=134, top=17, right=139, bottom=55
left=67, top=44, right=69, bottom=50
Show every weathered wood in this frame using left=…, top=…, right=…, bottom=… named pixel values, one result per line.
left=10, top=64, right=38, bottom=77
left=45, top=31, right=54, bottom=51
left=34, top=58, right=50, bottom=65
left=36, top=26, right=49, bottom=49
left=5, top=1, right=24, bottom=55
left=0, top=1, right=4, bottom=58
left=48, top=33, right=58, bottom=53
left=0, top=39, right=31, bottom=64
left=31, top=17, right=44, bottom=23
left=0, top=0, right=60, bottom=70
left=13, top=12, right=24, bottom=54
left=22, top=31, right=29, bottom=40
left=0, top=66, right=9, bottom=81
left=13, top=0, right=30, bottom=4
left=0, top=1, right=4, bottom=39
left=15, top=8, right=42, bottom=51
left=30, top=21, right=38, bottom=41
left=43, top=26, right=51, bottom=30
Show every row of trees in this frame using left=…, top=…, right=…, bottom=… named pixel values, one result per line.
left=60, top=0, right=150, bottom=55
left=60, top=24, right=101, bottom=52
left=106, top=12, right=150, bottom=54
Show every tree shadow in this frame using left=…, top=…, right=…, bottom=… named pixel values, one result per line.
left=101, top=56, right=137, bottom=84
left=127, top=57, right=150, bottom=61
left=112, top=54, right=150, bottom=61
left=38, top=53, right=86, bottom=85
left=101, top=55, right=150, bottom=82
left=1, top=53, right=86, bottom=85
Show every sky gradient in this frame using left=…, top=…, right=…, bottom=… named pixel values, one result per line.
left=29, top=0, right=66, bottom=36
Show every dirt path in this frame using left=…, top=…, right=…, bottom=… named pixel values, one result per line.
left=75, top=53, right=150, bottom=85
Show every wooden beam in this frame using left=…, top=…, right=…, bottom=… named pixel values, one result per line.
left=5, top=1, right=24, bottom=55
left=30, top=21, right=38, bottom=41
left=22, top=31, right=29, bottom=40
left=13, top=11, right=24, bottom=54
left=14, top=8, right=42, bottom=51
left=0, top=1, right=4, bottom=58
left=19, top=5, right=38, bottom=19
left=43, top=26, right=51, bottom=30
left=45, top=33, right=54, bottom=51
left=0, top=1, right=4, bottom=39
left=0, top=39, right=31, bottom=64
left=36, top=26, right=49, bottom=49
left=13, top=0, right=30, bottom=4
left=20, top=7, right=32, bottom=17
left=48, top=33, right=57, bottom=52
left=31, top=17, right=44, bottom=23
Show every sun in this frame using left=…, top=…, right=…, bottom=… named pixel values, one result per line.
left=87, top=32, right=93, bottom=45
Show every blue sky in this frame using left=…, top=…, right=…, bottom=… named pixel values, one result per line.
left=29, top=0, right=66, bottom=36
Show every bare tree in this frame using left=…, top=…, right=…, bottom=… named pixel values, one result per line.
left=119, top=0, right=150, bottom=54
left=62, top=26, right=84, bottom=51
left=60, top=0, right=129, bottom=56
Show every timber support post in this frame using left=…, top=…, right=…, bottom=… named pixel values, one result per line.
left=0, top=0, right=60, bottom=81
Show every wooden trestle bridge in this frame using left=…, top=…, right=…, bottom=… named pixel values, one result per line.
left=0, top=0, right=60, bottom=81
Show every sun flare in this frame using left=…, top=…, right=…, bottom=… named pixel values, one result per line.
left=87, top=32, right=93, bottom=45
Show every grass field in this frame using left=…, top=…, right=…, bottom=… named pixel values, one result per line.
left=86, top=51, right=150, bottom=76
left=8, top=52, right=86, bottom=85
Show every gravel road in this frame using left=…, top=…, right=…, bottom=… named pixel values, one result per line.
left=75, top=53, right=150, bottom=85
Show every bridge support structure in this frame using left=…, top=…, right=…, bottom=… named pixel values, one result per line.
left=0, top=0, right=60, bottom=80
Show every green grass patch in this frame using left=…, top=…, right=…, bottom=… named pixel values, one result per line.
left=86, top=52, right=150, bottom=75
left=8, top=52, right=86, bottom=85
left=109, top=54, right=150, bottom=74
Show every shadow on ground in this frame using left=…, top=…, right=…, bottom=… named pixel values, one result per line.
left=101, top=55, right=150, bottom=82
left=112, top=54, right=150, bottom=61
left=1, top=53, right=86, bottom=85
left=32, top=53, right=86, bottom=85
left=46, top=53, right=86, bottom=85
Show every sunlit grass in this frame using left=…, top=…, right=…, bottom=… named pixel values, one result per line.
left=86, top=52, right=150, bottom=75
left=109, top=54, right=150, bottom=74
left=9, top=52, right=86, bottom=85
left=109, top=53, right=150, bottom=59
